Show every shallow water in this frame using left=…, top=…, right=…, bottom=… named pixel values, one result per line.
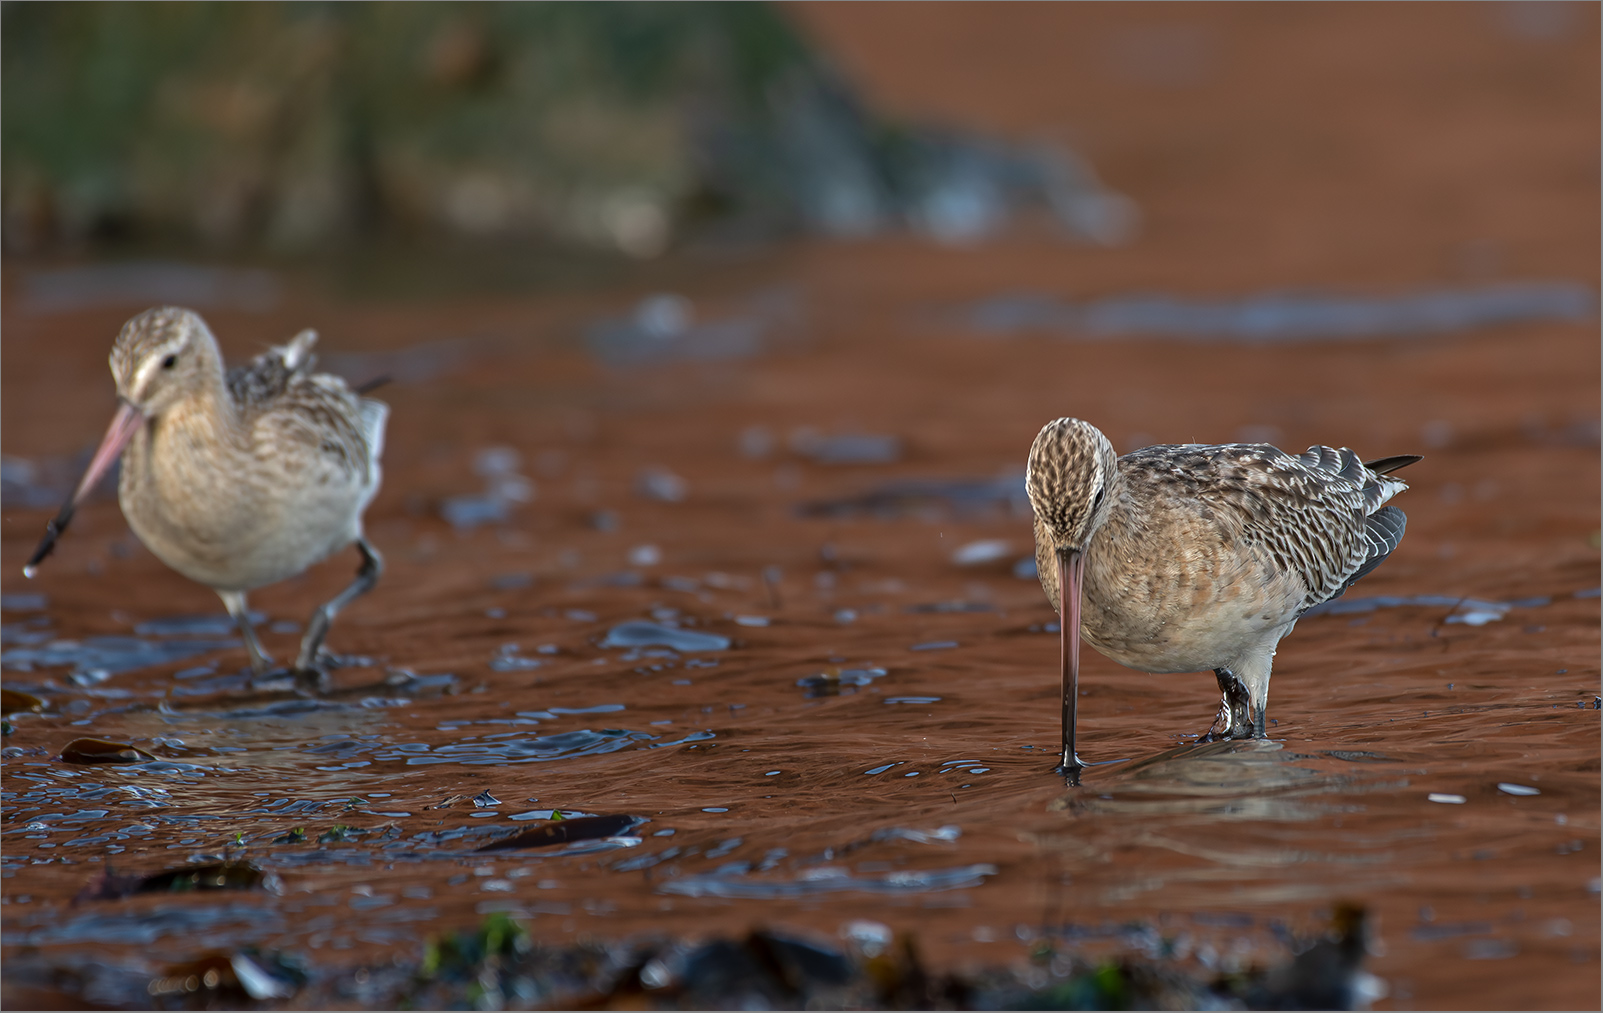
left=4, top=350, right=1599, bottom=1008
left=941, top=283, right=1597, bottom=342
left=3, top=10, right=1600, bottom=998
left=21, top=262, right=282, bottom=316
left=2, top=430, right=1595, bottom=1008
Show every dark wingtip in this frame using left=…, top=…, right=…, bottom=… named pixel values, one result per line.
left=1364, top=454, right=1422, bottom=475
left=354, top=374, right=392, bottom=395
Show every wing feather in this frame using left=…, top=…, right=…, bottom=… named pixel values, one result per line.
left=225, top=329, right=385, bottom=488
left=1124, top=442, right=1416, bottom=615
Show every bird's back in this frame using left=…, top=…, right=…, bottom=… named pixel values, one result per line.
left=226, top=330, right=385, bottom=495
left=1116, top=442, right=1411, bottom=617
left=1050, top=441, right=1413, bottom=673
left=196, top=330, right=387, bottom=588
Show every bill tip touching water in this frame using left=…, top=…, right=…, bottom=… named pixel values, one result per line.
left=1026, top=417, right=1420, bottom=779
left=23, top=305, right=387, bottom=692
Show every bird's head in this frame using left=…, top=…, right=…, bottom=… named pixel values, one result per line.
left=24, top=307, right=223, bottom=579
left=109, top=306, right=221, bottom=418
left=1026, top=417, right=1118, bottom=551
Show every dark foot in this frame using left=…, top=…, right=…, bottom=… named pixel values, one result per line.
left=293, top=664, right=332, bottom=697
left=1199, top=668, right=1259, bottom=741
left=290, top=648, right=371, bottom=693
left=1198, top=723, right=1258, bottom=743
left=245, top=664, right=293, bottom=684
left=305, top=649, right=368, bottom=672
left=1054, top=751, right=1085, bottom=785
left=1198, top=711, right=1257, bottom=742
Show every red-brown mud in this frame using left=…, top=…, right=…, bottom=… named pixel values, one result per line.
left=3, top=4, right=1598, bottom=1009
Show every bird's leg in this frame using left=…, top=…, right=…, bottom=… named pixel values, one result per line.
left=218, top=590, right=273, bottom=676
left=1241, top=648, right=1274, bottom=739
left=294, top=538, right=383, bottom=689
left=1202, top=668, right=1254, bottom=741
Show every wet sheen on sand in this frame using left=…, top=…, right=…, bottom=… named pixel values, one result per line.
left=3, top=5, right=1600, bottom=1005
left=3, top=317, right=1596, bottom=1005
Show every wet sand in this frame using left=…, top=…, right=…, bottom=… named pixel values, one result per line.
left=3, top=4, right=1599, bottom=1009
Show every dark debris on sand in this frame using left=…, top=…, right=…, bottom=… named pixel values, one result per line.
left=3, top=906, right=1376, bottom=1010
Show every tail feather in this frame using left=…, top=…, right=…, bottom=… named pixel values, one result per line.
left=1364, top=454, right=1422, bottom=476
left=357, top=399, right=389, bottom=471
left=1360, top=453, right=1419, bottom=513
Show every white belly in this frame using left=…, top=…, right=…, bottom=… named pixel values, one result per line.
left=120, top=438, right=377, bottom=592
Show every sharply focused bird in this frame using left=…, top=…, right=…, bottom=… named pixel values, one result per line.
left=25, top=306, right=388, bottom=689
left=1026, top=417, right=1418, bottom=776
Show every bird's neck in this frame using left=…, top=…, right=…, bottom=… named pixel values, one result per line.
left=167, top=386, right=239, bottom=447
left=129, top=370, right=246, bottom=481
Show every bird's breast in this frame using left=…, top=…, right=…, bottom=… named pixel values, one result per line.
left=118, top=410, right=364, bottom=591
left=1074, top=507, right=1303, bottom=673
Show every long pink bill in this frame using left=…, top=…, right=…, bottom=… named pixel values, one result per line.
left=24, top=401, right=143, bottom=578
left=1057, top=546, right=1086, bottom=780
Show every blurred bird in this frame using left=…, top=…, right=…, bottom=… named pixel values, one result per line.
left=25, top=307, right=387, bottom=689
left=1026, top=417, right=1418, bottom=776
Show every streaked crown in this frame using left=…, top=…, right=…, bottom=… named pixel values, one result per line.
left=1026, top=417, right=1118, bottom=548
left=109, top=307, right=221, bottom=413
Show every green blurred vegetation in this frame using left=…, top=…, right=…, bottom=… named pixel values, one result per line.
left=1, top=1, right=817, bottom=256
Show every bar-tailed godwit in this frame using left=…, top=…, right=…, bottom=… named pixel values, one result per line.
left=25, top=307, right=387, bottom=689
left=1026, top=417, right=1418, bottom=777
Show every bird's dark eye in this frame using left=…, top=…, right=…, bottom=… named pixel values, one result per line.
left=161, top=354, right=177, bottom=370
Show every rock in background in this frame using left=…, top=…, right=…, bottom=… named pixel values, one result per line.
left=1, top=2, right=1134, bottom=257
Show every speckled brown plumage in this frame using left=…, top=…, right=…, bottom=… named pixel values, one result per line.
left=77, top=307, right=386, bottom=683
left=112, top=308, right=383, bottom=589
left=1027, top=417, right=1417, bottom=760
